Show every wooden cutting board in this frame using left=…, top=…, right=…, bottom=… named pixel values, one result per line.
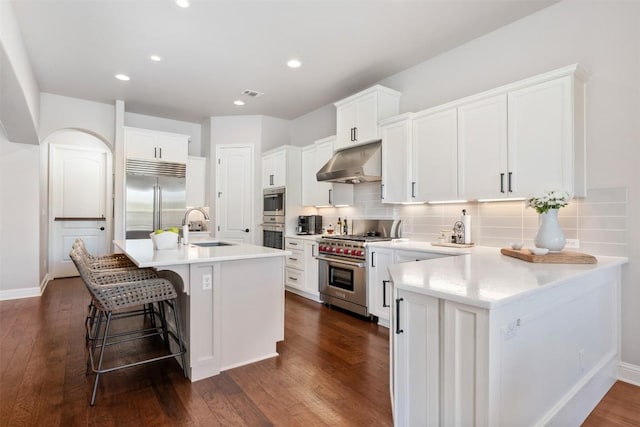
left=501, top=248, right=597, bottom=264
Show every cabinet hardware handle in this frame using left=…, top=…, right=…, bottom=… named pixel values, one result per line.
left=381, top=184, right=384, bottom=199
left=159, top=147, right=162, bottom=158
left=371, top=251, right=376, bottom=268
left=312, top=244, right=316, bottom=257
left=270, top=174, right=274, bottom=186
left=99, top=226, right=105, bottom=231
left=350, top=127, right=355, bottom=142
left=329, top=189, right=333, bottom=205
left=244, top=228, right=250, bottom=233
left=354, top=127, right=358, bottom=141
left=411, top=182, right=416, bottom=198
left=289, top=257, right=298, bottom=261
left=289, top=277, right=298, bottom=281
left=508, top=172, right=513, bottom=193
left=290, top=242, right=298, bottom=246
left=382, top=280, right=390, bottom=308
left=395, top=298, right=404, bottom=334
left=154, top=147, right=157, bottom=158
left=500, top=173, right=505, bottom=193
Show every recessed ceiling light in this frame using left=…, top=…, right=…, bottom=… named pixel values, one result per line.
left=287, top=59, right=302, bottom=68
left=115, top=74, right=130, bottom=81
left=150, top=55, right=162, bottom=62
left=234, top=100, right=245, bottom=106
left=176, top=0, right=190, bottom=8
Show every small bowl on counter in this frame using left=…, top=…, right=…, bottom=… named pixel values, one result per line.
left=510, top=242, right=524, bottom=250
left=530, top=248, right=549, bottom=256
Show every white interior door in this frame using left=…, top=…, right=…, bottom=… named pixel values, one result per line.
left=50, top=144, right=110, bottom=278
left=215, top=145, right=253, bottom=244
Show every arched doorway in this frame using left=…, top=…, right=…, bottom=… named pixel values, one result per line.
left=45, top=129, right=113, bottom=278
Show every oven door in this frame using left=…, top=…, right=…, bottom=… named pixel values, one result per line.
left=318, top=257, right=367, bottom=308
left=262, top=224, right=284, bottom=249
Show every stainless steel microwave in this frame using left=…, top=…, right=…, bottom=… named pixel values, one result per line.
left=263, top=187, right=285, bottom=216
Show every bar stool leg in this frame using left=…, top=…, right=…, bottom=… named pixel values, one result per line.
left=90, top=311, right=112, bottom=406
left=170, top=299, right=188, bottom=378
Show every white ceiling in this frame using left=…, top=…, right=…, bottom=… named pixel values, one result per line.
left=11, top=0, right=556, bottom=123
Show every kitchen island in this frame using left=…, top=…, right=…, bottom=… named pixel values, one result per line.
left=114, top=237, right=289, bottom=381
left=386, top=246, right=627, bottom=427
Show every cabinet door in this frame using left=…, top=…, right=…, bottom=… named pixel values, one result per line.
left=412, top=108, right=458, bottom=202
left=262, top=154, right=274, bottom=188
left=442, top=300, right=489, bottom=426
left=368, top=248, right=393, bottom=325
left=354, top=92, right=378, bottom=143
left=394, top=250, right=448, bottom=263
left=303, top=241, right=319, bottom=297
left=271, top=149, right=287, bottom=188
left=335, top=102, right=357, bottom=150
left=508, top=76, right=573, bottom=197
left=315, top=141, right=335, bottom=204
left=458, top=95, right=508, bottom=200
left=380, top=117, right=411, bottom=203
left=125, top=128, right=158, bottom=161
left=301, top=147, right=318, bottom=206
left=186, top=156, right=206, bottom=207
left=393, top=289, right=440, bottom=427
left=156, top=134, right=188, bottom=164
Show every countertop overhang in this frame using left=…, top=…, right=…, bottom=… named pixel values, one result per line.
left=114, top=237, right=290, bottom=268
left=385, top=245, right=627, bottom=310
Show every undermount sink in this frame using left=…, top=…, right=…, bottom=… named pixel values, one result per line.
left=191, top=241, right=234, bottom=247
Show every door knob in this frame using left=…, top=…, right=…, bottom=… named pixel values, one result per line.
left=99, top=227, right=105, bottom=231
left=244, top=228, right=250, bottom=233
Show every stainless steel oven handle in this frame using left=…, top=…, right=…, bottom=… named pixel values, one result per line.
left=316, top=256, right=366, bottom=268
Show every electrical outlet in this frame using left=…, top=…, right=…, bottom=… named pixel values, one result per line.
left=202, top=274, right=212, bottom=290
left=565, top=239, right=580, bottom=249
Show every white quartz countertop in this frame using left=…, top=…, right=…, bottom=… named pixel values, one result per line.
left=365, top=240, right=473, bottom=256
left=114, top=236, right=290, bottom=268
left=285, top=234, right=323, bottom=242
left=387, top=246, right=627, bottom=309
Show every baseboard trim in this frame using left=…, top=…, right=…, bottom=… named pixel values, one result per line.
left=0, top=286, right=42, bottom=301
left=619, top=362, right=640, bottom=386
left=39, top=273, right=51, bottom=294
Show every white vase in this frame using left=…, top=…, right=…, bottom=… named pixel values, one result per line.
left=534, top=208, right=566, bottom=252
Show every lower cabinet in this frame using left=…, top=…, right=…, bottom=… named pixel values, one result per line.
left=367, top=247, right=449, bottom=328
left=285, top=238, right=320, bottom=301
left=392, top=289, right=489, bottom=427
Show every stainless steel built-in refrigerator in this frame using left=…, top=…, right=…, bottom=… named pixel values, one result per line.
left=125, top=160, right=186, bottom=239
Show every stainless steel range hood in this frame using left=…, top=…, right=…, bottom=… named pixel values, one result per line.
left=316, top=140, right=381, bottom=184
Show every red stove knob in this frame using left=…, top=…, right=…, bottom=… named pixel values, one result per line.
left=355, top=250, right=363, bottom=256
left=336, top=248, right=343, bottom=254
left=344, top=249, right=351, bottom=255
left=320, top=245, right=326, bottom=252
left=329, top=247, right=335, bottom=253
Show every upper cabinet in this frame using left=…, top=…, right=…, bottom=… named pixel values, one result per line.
left=381, top=64, right=588, bottom=204
left=334, top=85, right=401, bottom=151
left=125, top=127, right=189, bottom=164
left=302, top=136, right=354, bottom=207
left=261, top=148, right=287, bottom=188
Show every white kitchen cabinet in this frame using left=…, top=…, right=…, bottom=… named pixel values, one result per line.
left=367, top=248, right=393, bottom=327
left=393, top=288, right=441, bottom=427
left=125, top=127, right=189, bottom=164
left=186, top=156, right=206, bottom=207
left=301, top=136, right=354, bottom=207
left=285, top=237, right=320, bottom=300
left=380, top=114, right=413, bottom=203
left=458, top=67, right=587, bottom=200
left=457, top=94, right=508, bottom=200
left=412, top=108, right=459, bottom=202
left=334, top=85, right=401, bottom=151
left=262, top=148, right=287, bottom=188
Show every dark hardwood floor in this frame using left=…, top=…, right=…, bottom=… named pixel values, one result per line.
left=0, top=277, right=637, bottom=426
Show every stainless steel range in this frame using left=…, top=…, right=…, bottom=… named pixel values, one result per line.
left=316, top=219, right=401, bottom=318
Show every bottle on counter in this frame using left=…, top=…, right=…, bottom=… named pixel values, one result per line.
left=343, top=217, right=348, bottom=235
left=337, top=217, right=342, bottom=235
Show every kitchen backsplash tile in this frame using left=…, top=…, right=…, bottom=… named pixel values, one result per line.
left=317, top=184, right=628, bottom=257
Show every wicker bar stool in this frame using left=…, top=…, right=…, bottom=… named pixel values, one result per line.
left=70, top=247, right=188, bottom=406
left=70, top=239, right=158, bottom=342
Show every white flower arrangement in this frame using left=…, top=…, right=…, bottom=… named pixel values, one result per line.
left=526, top=190, right=571, bottom=214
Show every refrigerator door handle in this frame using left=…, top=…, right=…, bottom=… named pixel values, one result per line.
left=152, top=184, right=158, bottom=232
left=158, top=185, right=163, bottom=229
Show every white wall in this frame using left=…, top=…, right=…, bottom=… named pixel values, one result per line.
left=0, top=126, right=40, bottom=298
left=261, top=116, right=291, bottom=152
left=125, top=112, right=202, bottom=156
left=292, top=0, right=640, bottom=368
left=39, top=93, right=115, bottom=145
left=289, top=103, right=335, bottom=147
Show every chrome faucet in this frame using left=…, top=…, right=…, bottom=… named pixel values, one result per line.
left=182, top=207, right=210, bottom=226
